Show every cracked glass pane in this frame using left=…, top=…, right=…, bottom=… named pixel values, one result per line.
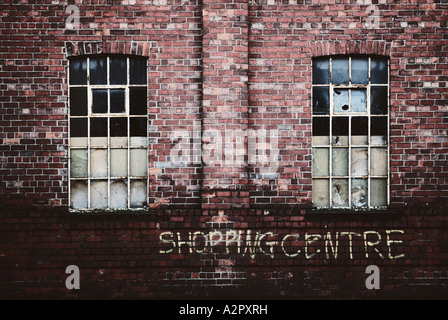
left=110, top=180, right=128, bottom=209
left=332, top=148, right=348, bottom=176
left=312, top=148, right=329, bottom=176
left=334, top=89, right=349, bottom=113
left=70, top=149, right=88, bottom=178
left=351, top=148, right=368, bottom=176
left=91, top=180, right=108, bottom=209
left=111, top=149, right=128, bottom=178
left=371, top=148, right=388, bottom=176
left=90, top=149, right=108, bottom=178
left=70, top=181, right=88, bottom=209
left=371, top=178, right=387, bottom=207
left=351, top=179, right=368, bottom=208
left=312, top=179, right=330, bottom=207
left=332, top=179, right=349, bottom=207
left=351, top=89, right=367, bottom=113
left=130, top=180, right=147, bottom=208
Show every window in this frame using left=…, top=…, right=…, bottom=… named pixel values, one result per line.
left=68, top=56, right=148, bottom=211
left=312, top=56, right=389, bottom=209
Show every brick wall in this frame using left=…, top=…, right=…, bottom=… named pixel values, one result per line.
left=0, top=0, right=447, bottom=299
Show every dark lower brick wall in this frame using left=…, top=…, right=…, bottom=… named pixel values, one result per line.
left=1, top=204, right=447, bottom=299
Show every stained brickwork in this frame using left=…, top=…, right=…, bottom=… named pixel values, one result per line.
left=0, top=0, right=447, bottom=299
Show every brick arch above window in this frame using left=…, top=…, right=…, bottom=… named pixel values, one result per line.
left=310, top=40, right=392, bottom=58
left=65, top=41, right=151, bottom=58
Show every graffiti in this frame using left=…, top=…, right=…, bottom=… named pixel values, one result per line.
left=160, top=229, right=405, bottom=260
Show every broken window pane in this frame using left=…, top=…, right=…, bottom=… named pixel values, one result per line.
left=70, top=181, right=88, bottom=209
left=90, top=180, right=108, bottom=209
left=130, top=87, right=148, bottom=115
left=332, top=117, right=349, bottom=146
left=332, top=179, right=349, bottom=207
left=371, top=148, right=388, bottom=176
left=313, top=58, right=330, bottom=85
left=130, top=58, right=147, bottom=85
left=312, top=179, right=330, bottom=207
left=130, top=148, right=148, bottom=177
left=312, top=148, right=329, bottom=176
left=371, top=58, right=388, bottom=84
left=70, top=88, right=88, bottom=116
left=111, top=149, right=128, bottom=177
left=351, top=179, right=368, bottom=208
left=130, top=180, right=147, bottom=208
left=371, top=86, right=388, bottom=115
left=90, top=149, right=108, bottom=178
left=70, top=149, right=88, bottom=178
left=110, top=118, right=128, bottom=137
left=370, top=178, right=387, bottom=207
left=110, top=180, right=128, bottom=209
left=351, top=148, right=368, bottom=176
left=332, top=148, right=348, bottom=176
left=90, top=57, right=107, bottom=85
left=351, top=58, right=368, bottom=85
left=110, top=89, right=126, bottom=114
left=70, top=58, right=87, bottom=85
left=90, top=118, right=108, bottom=137
left=351, top=117, right=368, bottom=145
left=334, top=89, right=350, bottom=113
left=92, top=89, right=108, bottom=114
left=70, top=118, right=87, bottom=137
left=370, top=117, right=388, bottom=145
left=313, top=87, right=330, bottom=115
left=110, top=57, right=127, bottom=85
left=332, top=58, right=349, bottom=85
left=351, top=89, right=367, bottom=113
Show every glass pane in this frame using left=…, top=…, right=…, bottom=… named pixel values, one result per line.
left=371, top=116, right=388, bottom=137
left=313, top=58, right=330, bottom=84
left=70, top=58, right=87, bottom=85
left=70, top=149, right=88, bottom=178
left=312, top=117, right=330, bottom=136
left=130, top=58, right=147, bottom=85
left=90, top=118, right=108, bottom=137
left=371, top=58, right=388, bottom=84
left=130, top=117, right=147, bottom=137
left=371, top=86, right=388, bottom=115
left=110, top=118, right=128, bottom=137
left=332, top=117, right=349, bottom=146
left=92, top=89, right=108, bottom=114
left=332, top=148, right=348, bottom=176
left=312, top=148, right=329, bottom=176
left=312, top=179, right=330, bottom=207
left=351, top=58, right=368, bottom=85
left=130, top=148, right=147, bottom=177
left=332, top=58, right=349, bottom=85
left=371, top=148, right=388, bottom=176
left=110, top=89, right=125, bottom=114
left=70, top=137, right=88, bottom=147
left=110, top=57, right=127, bottom=85
left=313, top=86, right=330, bottom=115
left=371, top=178, right=387, bottom=207
left=130, top=87, right=147, bottom=115
left=110, top=180, right=128, bottom=209
left=130, top=180, right=147, bottom=208
left=90, top=149, right=108, bottom=178
left=351, top=117, right=368, bottom=145
left=351, top=89, right=367, bottom=113
left=111, top=149, right=128, bottom=177
left=130, top=137, right=147, bottom=147
left=90, top=57, right=107, bottom=85
left=70, top=181, right=88, bottom=209
left=332, top=179, right=349, bottom=207
left=70, top=88, right=88, bottom=116
left=70, top=118, right=87, bottom=137
left=351, top=179, right=368, bottom=208
left=334, top=89, right=349, bottom=113
left=91, top=180, right=108, bottom=209
left=351, top=148, right=368, bottom=176
left=90, top=137, right=107, bottom=147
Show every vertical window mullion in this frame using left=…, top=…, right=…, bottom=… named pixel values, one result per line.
left=329, top=58, right=333, bottom=207
left=367, top=57, right=372, bottom=208
left=87, top=57, right=92, bottom=210
left=127, top=57, right=131, bottom=209
left=107, top=57, right=111, bottom=210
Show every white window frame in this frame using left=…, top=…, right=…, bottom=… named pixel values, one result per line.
left=312, top=56, right=390, bottom=210
left=68, top=56, right=149, bottom=212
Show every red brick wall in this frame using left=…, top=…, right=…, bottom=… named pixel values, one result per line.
left=1, top=0, right=448, bottom=299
